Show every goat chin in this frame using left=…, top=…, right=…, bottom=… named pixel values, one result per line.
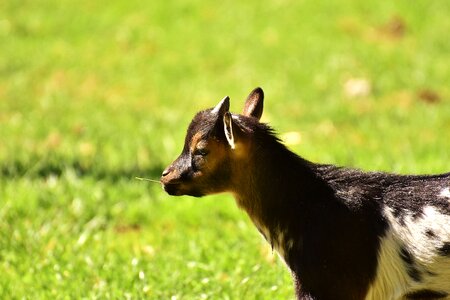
left=162, top=184, right=205, bottom=198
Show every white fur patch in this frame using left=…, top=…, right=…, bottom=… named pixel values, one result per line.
left=439, top=187, right=450, bottom=199
left=364, top=229, right=410, bottom=300
left=365, top=206, right=450, bottom=299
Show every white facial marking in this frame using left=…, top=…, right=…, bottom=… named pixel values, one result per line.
left=438, top=187, right=450, bottom=199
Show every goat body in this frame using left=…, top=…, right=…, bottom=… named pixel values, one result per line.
left=161, top=88, right=450, bottom=299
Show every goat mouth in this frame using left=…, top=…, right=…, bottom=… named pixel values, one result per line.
left=162, top=183, right=182, bottom=196
left=162, top=183, right=205, bottom=197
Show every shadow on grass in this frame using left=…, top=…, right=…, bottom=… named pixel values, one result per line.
left=0, top=158, right=164, bottom=183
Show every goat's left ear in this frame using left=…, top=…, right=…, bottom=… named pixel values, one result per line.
left=223, top=112, right=235, bottom=149
left=243, top=87, right=264, bottom=121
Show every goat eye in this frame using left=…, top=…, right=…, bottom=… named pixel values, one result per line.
left=194, top=149, right=208, bottom=156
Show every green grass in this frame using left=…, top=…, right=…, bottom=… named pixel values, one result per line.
left=1, top=0, right=449, bottom=298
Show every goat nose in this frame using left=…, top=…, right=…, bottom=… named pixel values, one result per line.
left=162, top=167, right=171, bottom=177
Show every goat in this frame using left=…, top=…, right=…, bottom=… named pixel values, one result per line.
left=160, top=87, right=450, bottom=299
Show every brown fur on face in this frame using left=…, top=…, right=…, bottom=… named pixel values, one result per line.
left=161, top=109, right=235, bottom=197
left=161, top=90, right=262, bottom=198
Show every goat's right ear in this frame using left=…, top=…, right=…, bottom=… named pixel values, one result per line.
left=223, top=111, right=235, bottom=149
left=243, top=87, right=264, bottom=120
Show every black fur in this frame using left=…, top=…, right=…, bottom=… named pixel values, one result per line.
left=438, top=242, right=450, bottom=256
left=425, top=229, right=437, bottom=238
left=226, top=118, right=386, bottom=299
left=400, top=247, right=422, bottom=282
left=406, top=289, right=448, bottom=299
left=229, top=118, right=450, bottom=299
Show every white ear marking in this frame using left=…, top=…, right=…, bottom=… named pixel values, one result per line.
left=223, top=112, right=235, bottom=149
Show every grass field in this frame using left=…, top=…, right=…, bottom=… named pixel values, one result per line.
left=1, top=0, right=449, bottom=298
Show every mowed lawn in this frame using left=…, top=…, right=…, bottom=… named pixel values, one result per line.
left=0, top=0, right=449, bottom=298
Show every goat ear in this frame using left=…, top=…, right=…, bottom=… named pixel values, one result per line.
left=223, top=112, right=235, bottom=149
left=212, top=96, right=230, bottom=116
left=243, top=87, right=264, bottom=120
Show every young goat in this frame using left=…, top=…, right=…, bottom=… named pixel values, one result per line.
left=160, top=88, right=450, bottom=300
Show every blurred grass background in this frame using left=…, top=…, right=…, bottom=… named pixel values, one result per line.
left=0, top=0, right=449, bottom=298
